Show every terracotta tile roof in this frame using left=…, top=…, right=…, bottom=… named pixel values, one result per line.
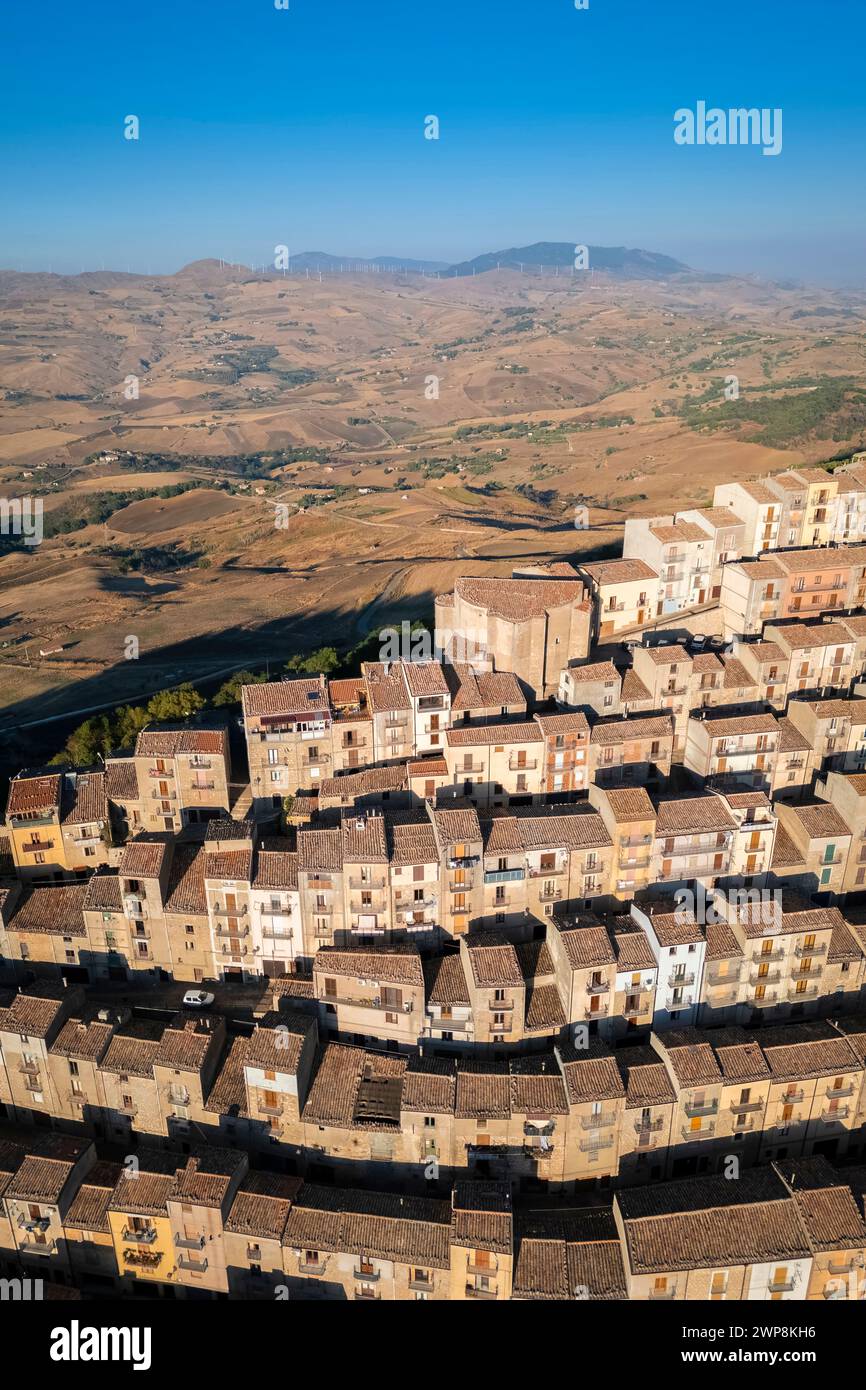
left=601, top=787, right=655, bottom=823
left=387, top=817, right=439, bottom=865
left=108, top=1150, right=180, bottom=1216
left=284, top=1183, right=452, bottom=1267
left=518, top=809, right=611, bottom=851
left=455, top=1065, right=511, bottom=1119
left=704, top=917, right=744, bottom=961
left=153, top=1016, right=218, bottom=1072
left=225, top=1171, right=302, bottom=1239
left=657, top=1031, right=723, bottom=1088
left=450, top=1182, right=513, bottom=1254
left=509, top=1060, right=569, bottom=1115
left=455, top=575, right=587, bottom=621
left=243, top=1012, right=313, bottom=1073
left=6, top=772, right=61, bottom=817
left=242, top=678, right=328, bottom=718
left=424, top=953, right=470, bottom=1006
left=164, top=844, right=208, bottom=915
left=722, top=656, right=756, bottom=689
left=431, top=806, right=481, bottom=844
left=564, top=659, right=620, bottom=684
left=135, top=728, right=226, bottom=756
left=6, top=1154, right=77, bottom=1204
left=101, top=1020, right=164, bottom=1077
left=648, top=520, right=710, bottom=543
left=483, top=815, right=524, bottom=855
left=319, top=764, right=407, bottom=800
left=401, top=661, right=450, bottom=698
left=801, top=698, right=866, bottom=721
left=553, top=918, right=616, bottom=970
left=691, top=652, right=724, bottom=674
left=464, top=933, right=524, bottom=988
left=618, top=1169, right=810, bottom=1272
left=771, top=622, right=856, bottom=650
left=340, top=812, right=388, bottom=863
left=61, top=772, right=108, bottom=826
left=616, top=1047, right=676, bottom=1109
left=105, top=759, right=139, bottom=801
left=169, top=1150, right=247, bottom=1209
left=777, top=717, right=813, bottom=753
left=590, top=715, right=673, bottom=746
left=0, top=988, right=70, bottom=1039
left=621, top=670, right=652, bottom=702
left=698, top=712, right=779, bottom=736
left=83, top=872, right=123, bottom=912
left=313, top=944, right=424, bottom=986
left=534, top=711, right=590, bottom=736
left=205, top=1035, right=249, bottom=1117
left=581, top=557, right=659, bottom=584
left=401, top=1057, right=456, bottom=1115
left=297, top=827, right=343, bottom=873
left=253, top=848, right=298, bottom=890
left=638, top=906, right=703, bottom=947
left=558, top=1042, right=625, bottom=1104
left=523, top=984, right=567, bottom=1032
left=118, top=838, right=168, bottom=880
left=9, top=883, right=87, bottom=937
left=785, top=803, right=850, bottom=841
left=712, top=1034, right=771, bottom=1084
left=741, top=640, right=786, bottom=664
left=642, top=643, right=692, bottom=665
left=203, top=847, right=253, bottom=882
left=611, top=923, right=657, bottom=971
left=50, top=1014, right=116, bottom=1062
left=758, top=1022, right=861, bottom=1081
left=516, top=939, right=555, bottom=980
left=361, top=662, right=411, bottom=713
left=65, top=1161, right=123, bottom=1233
left=446, top=721, right=542, bottom=747
left=655, top=795, right=737, bottom=835
left=695, top=506, right=745, bottom=528
left=407, top=756, right=448, bottom=778
left=447, top=664, right=526, bottom=713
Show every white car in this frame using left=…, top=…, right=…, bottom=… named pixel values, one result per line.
left=182, top=989, right=215, bottom=1009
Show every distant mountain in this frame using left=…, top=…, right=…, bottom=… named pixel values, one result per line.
left=443, top=241, right=690, bottom=279
left=283, top=251, right=449, bottom=274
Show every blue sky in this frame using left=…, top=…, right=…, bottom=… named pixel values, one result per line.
left=2, top=0, right=865, bottom=282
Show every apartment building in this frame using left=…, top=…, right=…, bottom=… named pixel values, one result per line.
left=577, top=557, right=660, bottom=640
left=446, top=665, right=527, bottom=723
left=243, top=676, right=332, bottom=816
left=442, top=723, right=545, bottom=806
left=675, top=506, right=746, bottom=597
left=763, top=621, right=857, bottom=697
left=589, top=715, right=674, bottom=789
left=629, top=905, right=705, bottom=1026
left=132, top=727, right=231, bottom=833
left=621, top=516, right=714, bottom=616
left=5, top=771, right=112, bottom=882
left=313, top=945, right=425, bottom=1050
left=714, top=479, right=783, bottom=554
left=774, top=802, right=852, bottom=899
left=684, top=711, right=781, bottom=793
left=651, top=794, right=739, bottom=892
left=558, top=659, right=623, bottom=716
left=721, top=546, right=866, bottom=640
left=785, top=698, right=866, bottom=775
left=816, top=772, right=866, bottom=894
left=589, top=785, right=656, bottom=901
left=434, top=573, right=592, bottom=699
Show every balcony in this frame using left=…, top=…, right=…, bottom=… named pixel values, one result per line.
left=21, top=839, right=54, bottom=853
left=457, top=760, right=485, bottom=774
left=148, top=767, right=175, bottom=779
left=730, top=1099, right=763, bottom=1114
left=258, top=1099, right=284, bottom=1116
left=634, top=1116, right=664, bottom=1133
left=508, top=757, right=538, bottom=771
left=820, top=1106, right=850, bottom=1123
left=484, top=868, right=525, bottom=884
left=409, top=1277, right=434, bottom=1292
left=327, top=995, right=414, bottom=1014
left=790, top=964, right=823, bottom=980
left=299, top=1260, right=325, bottom=1275
left=213, top=923, right=250, bottom=938
left=187, top=781, right=216, bottom=792
left=18, top=1237, right=57, bottom=1255
left=622, top=1002, right=647, bottom=1019
left=349, top=877, right=386, bottom=890
left=122, top=1226, right=157, bottom=1244
left=17, top=1060, right=40, bottom=1076
left=788, top=983, right=819, bottom=1000
left=177, top=1254, right=209, bottom=1273
left=649, top=1286, right=677, bottom=1300
left=465, top=1286, right=498, bottom=1300
left=353, top=1289, right=381, bottom=1301
left=794, top=942, right=827, bottom=958
left=579, top=1134, right=614, bottom=1152
left=750, top=990, right=778, bottom=1007
left=584, top=1003, right=609, bottom=1019
left=680, top=1122, right=716, bottom=1141
left=528, top=865, right=565, bottom=878
left=580, top=1111, right=616, bottom=1129
left=767, top=1274, right=799, bottom=1294
left=150, top=790, right=177, bottom=802
left=489, top=998, right=514, bottom=1011
left=779, top=1089, right=805, bottom=1105
left=585, top=980, right=610, bottom=996
left=749, top=968, right=781, bottom=985
left=175, top=1233, right=205, bottom=1250
left=353, top=1267, right=380, bottom=1282
left=684, top=1100, right=718, bottom=1119
left=539, top=887, right=563, bottom=902
left=211, top=903, right=248, bottom=917
left=825, top=1083, right=855, bottom=1099
left=667, top=972, right=695, bottom=989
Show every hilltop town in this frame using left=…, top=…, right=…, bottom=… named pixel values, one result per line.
left=4, top=453, right=866, bottom=1301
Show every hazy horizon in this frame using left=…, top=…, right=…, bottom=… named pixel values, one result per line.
left=3, top=0, right=865, bottom=287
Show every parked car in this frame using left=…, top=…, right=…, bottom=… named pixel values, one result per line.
left=182, top=989, right=215, bottom=1009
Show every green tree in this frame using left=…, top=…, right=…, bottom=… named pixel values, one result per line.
left=60, top=715, right=113, bottom=765
left=146, top=683, right=206, bottom=722
left=284, top=646, right=339, bottom=676
left=213, top=670, right=267, bottom=707
left=112, top=704, right=150, bottom=749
